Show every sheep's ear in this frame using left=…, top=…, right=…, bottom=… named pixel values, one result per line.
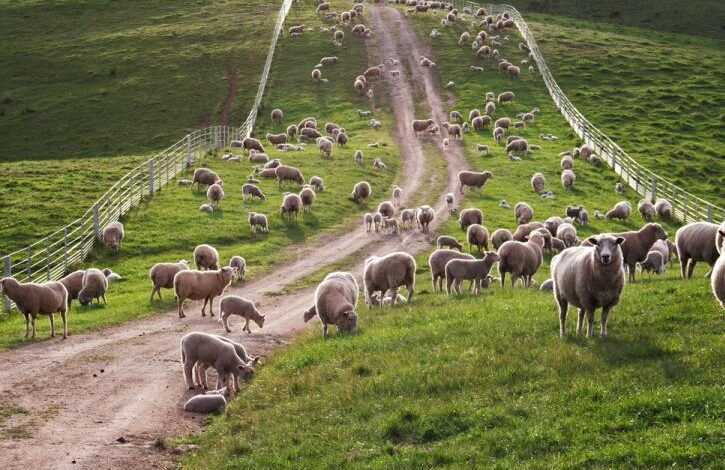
left=615, top=237, right=625, bottom=245
left=587, top=237, right=599, bottom=246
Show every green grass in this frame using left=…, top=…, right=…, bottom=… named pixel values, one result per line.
left=181, top=7, right=724, bottom=468
left=0, top=0, right=400, bottom=349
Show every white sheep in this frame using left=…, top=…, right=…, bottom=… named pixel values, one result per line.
left=149, top=260, right=189, bottom=301
left=0, top=277, right=68, bottom=339
left=194, top=244, right=220, bottom=271
left=219, top=295, right=265, bottom=334
left=174, top=267, right=234, bottom=318
left=303, top=271, right=359, bottom=338
left=364, top=252, right=416, bottom=307
left=102, top=221, right=125, bottom=251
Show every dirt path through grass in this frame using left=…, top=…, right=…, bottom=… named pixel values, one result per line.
left=0, top=5, right=466, bottom=469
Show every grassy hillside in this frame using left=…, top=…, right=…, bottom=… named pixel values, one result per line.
left=182, top=6, right=724, bottom=468
left=0, top=0, right=400, bottom=348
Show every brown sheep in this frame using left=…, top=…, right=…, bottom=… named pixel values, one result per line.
left=271, top=108, right=283, bottom=123
left=459, top=208, right=483, bottom=231
left=675, top=222, right=719, bottom=279
left=194, top=244, right=220, bottom=271
left=491, top=228, right=513, bottom=250
left=458, top=170, right=493, bottom=194
left=242, top=137, right=265, bottom=154
left=275, top=165, right=305, bottom=186
left=467, top=224, right=490, bottom=252
left=497, top=91, right=515, bottom=104
left=351, top=181, right=372, bottom=203
left=0, top=277, right=68, bottom=339
left=173, top=267, right=234, bottom=318
left=514, top=202, right=534, bottom=225
left=299, top=187, right=316, bottom=213
left=363, top=252, right=416, bottom=307
left=513, top=222, right=546, bottom=242
left=378, top=201, right=395, bottom=218
left=498, top=230, right=546, bottom=287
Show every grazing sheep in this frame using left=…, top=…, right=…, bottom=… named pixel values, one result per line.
left=498, top=230, right=546, bottom=288
left=229, top=256, right=246, bottom=282
left=491, top=228, right=513, bottom=250
left=551, top=234, right=625, bottom=338
left=77, top=268, right=108, bottom=306
left=373, top=159, right=387, bottom=169
left=416, top=205, right=435, bottom=233
left=364, top=252, right=416, bottom=307
left=392, top=185, right=402, bottom=207
left=309, top=176, right=325, bottom=192
left=102, top=221, right=124, bottom=251
left=242, top=137, right=265, bottom=154
left=506, top=138, right=529, bottom=154
left=539, top=279, right=554, bottom=292
left=446, top=192, right=454, bottom=212
left=0, top=277, right=68, bottom=339
left=377, top=201, right=395, bottom=219
left=275, top=165, right=304, bottom=187
left=494, top=117, right=511, bottom=130
left=458, top=170, right=493, bottom=194
left=303, top=272, right=359, bottom=338
left=206, top=183, right=224, bottom=208
left=712, top=228, right=725, bottom=308
left=654, top=198, right=673, bottom=219
left=271, top=108, right=283, bottom=123
left=180, top=332, right=253, bottom=397
left=219, top=295, right=265, bottom=334
left=195, top=244, right=220, bottom=271
left=513, top=221, right=546, bottom=242
left=638, top=199, right=655, bottom=220
left=492, top=127, right=505, bottom=144
left=299, top=187, right=316, bottom=213
left=467, top=224, right=490, bottom=252
left=544, top=216, right=564, bottom=237
left=606, top=200, right=632, bottom=221
left=497, top=91, right=515, bottom=104
left=561, top=155, right=574, bottom=170
left=248, top=213, right=268, bottom=233
left=174, top=267, right=234, bottom=318
left=59, top=270, right=84, bottom=307
left=437, top=236, right=463, bottom=251
left=242, top=183, right=266, bottom=201
left=459, top=208, right=483, bottom=231
left=428, top=250, right=475, bottom=292
left=469, top=109, right=481, bottom=120
left=556, top=223, right=578, bottom=248
left=640, top=250, right=665, bottom=275
left=675, top=222, right=720, bottom=279
left=286, top=124, right=298, bottom=138
left=514, top=202, right=534, bottom=225
left=506, top=65, right=520, bottom=78
left=280, top=193, right=302, bottom=220
left=579, top=143, right=593, bottom=160
left=561, top=169, right=576, bottom=189
left=192, top=168, right=222, bottom=190
left=412, top=118, right=435, bottom=136
left=352, top=181, right=372, bottom=203
left=445, top=252, right=500, bottom=295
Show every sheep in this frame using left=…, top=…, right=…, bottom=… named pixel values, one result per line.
left=78, top=268, right=108, bottom=306
left=265, top=133, right=287, bottom=146
left=450, top=110, right=463, bottom=122
left=280, top=193, right=302, bottom=220
left=58, top=270, right=85, bottom=307
left=539, top=279, right=554, bottom=292
left=544, top=216, right=564, bottom=237
left=556, top=154, right=573, bottom=172
left=712, top=228, right=725, bottom=308
left=192, top=168, right=222, bottom=190
left=373, top=213, right=383, bottom=232
left=498, top=61, right=512, bottom=73
left=288, top=24, right=305, bottom=35
left=352, top=181, right=372, bottom=203
left=242, top=137, right=265, bottom=154
left=0, top=277, right=68, bottom=339
left=606, top=200, right=632, bottom=221
left=654, top=198, right=673, bottom=219
left=180, top=332, right=254, bottom=397
left=459, top=208, right=483, bottom=231
left=378, top=201, right=395, bottom=218
left=174, top=267, right=233, bottom=318
left=206, top=183, right=224, bottom=208
left=412, top=118, right=435, bottom=136
left=179, top=179, right=193, bottom=186
left=514, top=202, right=534, bottom=225
left=595, top=222, right=668, bottom=283
left=491, top=228, right=513, bottom=250
left=218, top=295, right=266, bottom=335
left=561, top=169, right=576, bottom=189
left=103, top=267, right=122, bottom=284
left=303, top=272, right=359, bottom=338
left=493, top=127, right=505, bottom=144
left=194, top=244, right=220, bottom=271
left=270, top=108, right=283, bottom=123
left=469, top=109, right=481, bottom=121
left=497, top=230, right=545, bottom=288
left=458, top=170, right=493, bottom=194
left=183, top=394, right=227, bottom=414
left=364, top=252, right=416, bottom=307
left=299, top=187, right=316, bottom=213
left=476, top=45, right=491, bottom=57
left=494, top=117, right=511, bottom=129
left=420, top=57, right=436, bottom=67
left=369, top=118, right=382, bottom=129
left=506, top=65, right=520, bottom=78
left=579, top=209, right=590, bottom=227
left=199, top=204, right=214, bottom=214
left=551, top=234, right=625, bottom=338
left=336, top=132, right=349, bottom=147
left=640, top=250, right=665, bottom=275
left=428, top=250, right=475, bottom=292
left=579, top=143, right=593, bottom=160
left=309, top=176, right=325, bottom=192
left=416, top=205, right=435, bottom=233
left=353, top=79, right=365, bottom=93
left=248, top=150, right=270, bottom=163
left=437, top=236, right=463, bottom=251
left=102, top=221, right=125, bottom=251
left=286, top=125, right=298, bottom=138
left=675, top=222, right=720, bottom=279
left=443, top=123, right=462, bottom=139
left=467, top=224, right=490, bottom=252
left=311, top=69, right=322, bottom=81
left=242, top=183, right=266, bottom=201
left=443, top=138, right=449, bottom=151
left=363, top=213, right=374, bottom=232
left=275, top=165, right=304, bottom=187
left=513, top=221, right=546, bottom=243
left=497, top=91, right=515, bottom=105
left=248, top=213, right=269, bottom=233
left=472, top=116, right=491, bottom=131
left=399, top=209, right=415, bottom=230
left=484, top=101, right=496, bottom=116
left=317, top=137, right=333, bottom=158
left=229, top=256, right=246, bottom=282
left=334, top=29, right=344, bottom=42
left=358, top=109, right=372, bottom=117
left=638, top=199, right=655, bottom=220
left=556, top=222, right=578, bottom=248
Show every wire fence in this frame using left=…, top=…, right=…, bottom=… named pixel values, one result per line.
left=1, top=0, right=296, bottom=312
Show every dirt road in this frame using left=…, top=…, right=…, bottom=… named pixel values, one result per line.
left=0, top=6, right=466, bottom=469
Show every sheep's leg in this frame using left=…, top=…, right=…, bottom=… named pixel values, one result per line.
left=499, top=269, right=506, bottom=288
left=177, top=297, right=186, bottom=318
left=679, top=255, right=689, bottom=278
left=323, top=323, right=328, bottom=339
left=576, top=308, right=585, bottom=334
left=200, top=298, right=208, bottom=316
left=406, top=284, right=414, bottom=304
left=244, top=317, right=251, bottom=334
left=431, top=275, right=437, bottom=293
left=557, top=297, right=568, bottom=337
left=183, top=360, right=195, bottom=389
left=48, top=313, right=55, bottom=338
left=600, top=305, right=613, bottom=337
left=149, top=287, right=158, bottom=302
left=222, top=313, right=232, bottom=333
left=31, top=315, right=37, bottom=339
left=686, top=259, right=697, bottom=279
left=585, top=310, right=595, bottom=339
left=628, top=263, right=636, bottom=283
left=102, top=294, right=107, bottom=304
left=208, top=296, right=215, bottom=316
left=510, top=274, right=518, bottom=288
left=61, top=309, right=67, bottom=339
left=454, top=278, right=462, bottom=296
left=23, top=314, right=30, bottom=338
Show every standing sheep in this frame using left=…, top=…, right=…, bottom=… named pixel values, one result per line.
left=551, top=234, right=625, bottom=338
left=458, top=170, right=493, bottom=194
left=0, top=277, right=68, bottom=339
left=229, top=256, right=246, bottom=282
left=299, top=187, right=316, bottom=213
left=194, top=244, right=220, bottom=271
left=351, top=181, right=372, bottom=203
left=638, top=199, right=655, bottom=220
left=712, top=228, right=725, bottom=308
left=513, top=221, right=546, bottom=242
left=149, top=261, right=189, bottom=301
left=446, top=193, right=454, bottom=212
left=467, top=224, right=490, bottom=252
left=654, top=198, right=673, bottom=219
left=310, top=176, right=325, bottom=192
left=174, top=267, right=234, bottom=318
left=303, top=271, right=359, bottom=338
left=192, top=168, right=222, bottom=190
left=364, top=252, right=416, bottom=307
left=271, top=108, right=283, bottom=123
left=180, top=332, right=254, bottom=397
left=531, top=173, right=546, bottom=193
left=207, top=183, right=224, bottom=208
left=428, top=250, right=475, bottom=292
left=675, top=222, right=720, bottom=279
left=544, top=216, right=564, bottom=237
left=281, top=193, right=303, bottom=219
left=606, top=201, right=632, bottom=221
left=392, top=185, right=402, bottom=207
left=275, top=165, right=305, bottom=187
left=102, top=221, right=125, bottom=251
left=242, top=183, right=266, bottom=201
left=491, top=228, right=513, bottom=250
left=364, top=213, right=374, bottom=232
left=561, top=169, right=576, bottom=189
left=561, top=155, right=574, bottom=170
left=556, top=222, right=578, bottom=248
left=497, top=91, right=515, bottom=104
left=219, top=295, right=266, bottom=334
left=497, top=230, right=545, bottom=288
left=459, top=208, right=483, bottom=231
left=60, top=270, right=85, bottom=307
left=78, top=268, right=108, bottom=306
left=437, top=236, right=463, bottom=251
left=514, top=202, right=534, bottom=225
left=416, top=205, right=435, bottom=233
left=597, top=222, right=668, bottom=283
left=445, top=252, right=500, bottom=295
left=248, top=213, right=269, bottom=233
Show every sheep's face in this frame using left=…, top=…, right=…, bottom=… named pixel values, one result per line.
left=254, top=315, right=266, bottom=329
left=650, top=223, right=668, bottom=241
left=337, top=310, right=358, bottom=332
left=238, top=364, right=255, bottom=381
left=588, top=235, right=625, bottom=265
left=303, top=307, right=317, bottom=323
left=78, top=293, right=91, bottom=306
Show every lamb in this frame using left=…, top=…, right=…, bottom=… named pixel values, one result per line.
left=412, top=119, right=435, bottom=136
left=242, top=183, right=266, bottom=201
left=654, top=198, right=673, bottom=219
left=0, top=277, right=68, bottom=339
left=514, top=202, right=534, bottom=225
left=446, top=192, right=454, bottom=212
left=437, top=236, right=463, bottom=251
left=513, top=221, right=546, bottom=242
left=556, top=222, right=578, bottom=247
left=206, top=183, right=224, bottom=208
left=640, top=250, right=665, bottom=275
left=392, top=185, right=402, bottom=207
left=373, top=213, right=383, bottom=232
left=102, top=221, right=125, bottom=251
left=638, top=199, right=655, bottom=220
left=363, top=213, right=373, bottom=232
left=288, top=24, right=305, bottom=35
left=597, top=222, right=668, bottom=283
left=544, top=216, right=564, bottom=237
left=229, top=256, right=246, bottom=282
left=416, top=205, right=435, bottom=233
left=309, top=176, right=325, bottom=192
left=352, top=181, right=372, bottom=203
left=457, top=170, right=493, bottom=194
left=400, top=209, right=416, bottom=230
left=270, top=108, right=283, bottom=123
left=303, top=272, right=359, bottom=338
left=491, top=228, right=513, bottom=250
left=241, top=137, right=265, bottom=154
left=459, top=208, right=483, bottom=231
left=78, top=268, right=108, bottom=306
left=364, top=252, right=416, bottom=307
left=174, top=267, right=233, bottom=318
left=445, top=251, right=500, bottom=296
left=192, top=168, right=222, bottom=190
left=275, top=165, right=304, bottom=186
left=180, top=332, right=254, bottom=397
left=712, top=228, right=725, bottom=308
left=59, top=270, right=84, bottom=307
left=311, top=68, right=322, bottom=81
left=248, top=213, right=269, bottom=233
left=218, top=295, right=265, bottom=334
left=606, top=200, right=632, bottom=221
left=561, top=169, right=576, bottom=189
left=280, top=193, right=302, bottom=220
left=428, top=250, right=475, bottom=292
left=378, top=201, right=395, bottom=218
left=299, top=187, right=316, bottom=213
left=183, top=394, right=226, bottom=414
left=467, top=224, right=490, bottom=252
left=675, top=222, right=720, bottom=279
left=498, top=230, right=545, bottom=288
left=497, top=91, right=515, bottom=104
left=194, top=244, right=220, bottom=271
left=506, top=138, right=528, bottom=153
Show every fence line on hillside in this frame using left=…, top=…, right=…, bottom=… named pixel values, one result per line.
left=450, top=1, right=723, bottom=224
left=1, top=0, right=296, bottom=312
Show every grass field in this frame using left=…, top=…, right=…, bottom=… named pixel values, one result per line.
left=0, top=0, right=401, bottom=349
left=181, top=5, right=724, bottom=468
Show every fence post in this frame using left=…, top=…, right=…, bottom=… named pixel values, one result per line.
left=26, top=247, right=32, bottom=279
left=63, top=228, right=69, bottom=274
left=650, top=175, right=656, bottom=202
left=707, top=204, right=713, bottom=223
left=4, top=255, right=11, bottom=312
left=187, top=134, right=192, bottom=167
left=93, top=202, right=101, bottom=239
left=148, top=159, right=155, bottom=196
left=610, top=145, right=616, bottom=173
left=46, top=238, right=51, bottom=281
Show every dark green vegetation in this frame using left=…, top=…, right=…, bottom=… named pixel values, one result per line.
left=0, top=0, right=399, bottom=348
left=182, top=5, right=723, bottom=468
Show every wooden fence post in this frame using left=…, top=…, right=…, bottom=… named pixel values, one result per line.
left=4, top=255, right=10, bottom=312
left=187, top=134, right=192, bottom=167
left=26, top=247, right=32, bottom=279
left=148, top=159, right=155, bottom=196
left=63, top=228, right=69, bottom=274
left=46, top=238, right=51, bottom=280
left=707, top=204, right=713, bottom=223
left=650, top=175, right=657, bottom=202
left=93, top=202, right=101, bottom=239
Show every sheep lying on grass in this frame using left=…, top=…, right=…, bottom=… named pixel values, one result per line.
left=0, top=277, right=68, bottom=339
left=303, top=272, right=359, bottom=338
